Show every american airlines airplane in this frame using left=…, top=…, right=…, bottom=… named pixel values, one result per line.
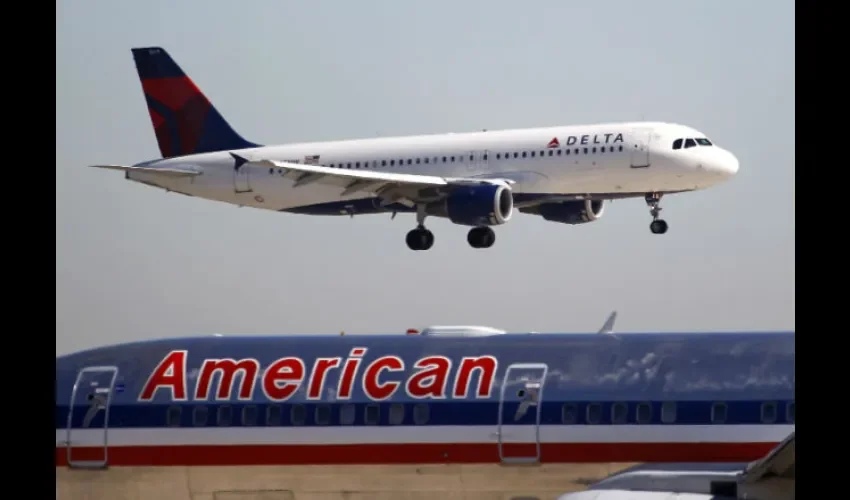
left=56, top=324, right=793, bottom=499
left=90, top=47, right=739, bottom=250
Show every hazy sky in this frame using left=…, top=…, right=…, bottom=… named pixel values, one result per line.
left=56, top=1, right=794, bottom=355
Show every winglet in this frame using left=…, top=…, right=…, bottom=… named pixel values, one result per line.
left=598, top=311, right=617, bottom=334
left=739, top=431, right=795, bottom=484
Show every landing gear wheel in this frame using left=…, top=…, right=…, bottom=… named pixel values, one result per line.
left=645, top=193, right=668, bottom=235
left=649, top=219, right=668, bottom=234
left=467, top=227, right=496, bottom=248
left=406, top=226, right=434, bottom=250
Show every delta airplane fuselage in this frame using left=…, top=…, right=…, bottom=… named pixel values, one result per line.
left=131, top=122, right=737, bottom=215
left=56, top=330, right=794, bottom=469
left=91, top=47, right=740, bottom=250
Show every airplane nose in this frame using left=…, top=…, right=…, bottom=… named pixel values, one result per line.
left=718, top=149, right=739, bottom=177
left=703, top=148, right=738, bottom=178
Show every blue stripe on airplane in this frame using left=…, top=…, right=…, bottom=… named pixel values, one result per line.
left=59, top=399, right=795, bottom=429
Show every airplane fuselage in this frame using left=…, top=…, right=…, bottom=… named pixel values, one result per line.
left=129, top=122, right=739, bottom=215
left=56, top=330, right=794, bottom=469
left=92, top=46, right=741, bottom=249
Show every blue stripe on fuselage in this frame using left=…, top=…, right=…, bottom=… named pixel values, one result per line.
left=58, top=400, right=795, bottom=430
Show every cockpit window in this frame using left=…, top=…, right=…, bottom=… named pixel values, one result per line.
left=684, top=138, right=697, bottom=149
left=672, top=139, right=683, bottom=150
left=695, top=138, right=713, bottom=146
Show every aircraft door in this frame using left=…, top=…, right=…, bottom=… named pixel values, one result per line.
left=629, top=129, right=651, bottom=168
left=465, top=151, right=490, bottom=172
left=65, top=366, right=118, bottom=469
left=497, top=363, right=548, bottom=464
left=234, top=163, right=252, bottom=193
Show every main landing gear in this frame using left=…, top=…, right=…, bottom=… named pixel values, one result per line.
left=646, top=193, right=668, bottom=234
left=406, top=206, right=435, bottom=251
left=406, top=225, right=495, bottom=250
left=405, top=206, right=496, bottom=250
left=406, top=225, right=434, bottom=251
left=467, top=226, right=495, bottom=249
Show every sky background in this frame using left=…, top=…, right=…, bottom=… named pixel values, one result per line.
left=56, top=1, right=795, bottom=355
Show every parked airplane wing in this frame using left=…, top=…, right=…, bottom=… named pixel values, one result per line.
left=554, top=432, right=795, bottom=500
left=89, top=164, right=202, bottom=177
left=739, top=431, right=795, bottom=485
left=245, top=157, right=515, bottom=205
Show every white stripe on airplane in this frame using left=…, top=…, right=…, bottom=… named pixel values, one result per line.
left=60, top=424, right=791, bottom=448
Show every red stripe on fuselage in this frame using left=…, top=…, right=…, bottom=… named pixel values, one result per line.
left=55, top=442, right=776, bottom=467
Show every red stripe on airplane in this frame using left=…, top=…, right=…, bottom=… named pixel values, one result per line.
left=56, top=442, right=776, bottom=467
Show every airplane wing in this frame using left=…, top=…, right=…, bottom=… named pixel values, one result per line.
left=245, top=157, right=515, bottom=207
left=89, top=164, right=202, bottom=177
left=554, top=432, right=796, bottom=499
left=739, top=431, right=795, bottom=485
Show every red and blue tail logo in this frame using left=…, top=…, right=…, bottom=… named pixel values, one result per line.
left=131, top=47, right=260, bottom=159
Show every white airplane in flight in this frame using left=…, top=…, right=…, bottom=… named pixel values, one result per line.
left=91, top=47, right=739, bottom=251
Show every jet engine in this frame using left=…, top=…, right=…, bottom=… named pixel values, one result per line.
left=428, top=183, right=514, bottom=226
left=525, top=199, right=605, bottom=224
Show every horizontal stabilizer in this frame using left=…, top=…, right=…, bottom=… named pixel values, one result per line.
left=89, top=164, right=201, bottom=177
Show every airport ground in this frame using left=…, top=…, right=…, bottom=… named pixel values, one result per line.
left=56, top=463, right=636, bottom=499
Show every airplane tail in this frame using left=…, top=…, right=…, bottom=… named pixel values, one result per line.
left=130, top=47, right=261, bottom=158
left=598, top=311, right=617, bottom=334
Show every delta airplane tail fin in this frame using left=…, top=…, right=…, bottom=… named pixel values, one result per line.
left=130, top=47, right=260, bottom=159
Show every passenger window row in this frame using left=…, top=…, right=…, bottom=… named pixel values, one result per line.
left=559, top=401, right=795, bottom=425
left=166, top=402, right=431, bottom=427
left=165, top=400, right=794, bottom=427
left=267, top=145, right=626, bottom=174
left=560, top=402, right=673, bottom=425
left=672, top=137, right=713, bottom=150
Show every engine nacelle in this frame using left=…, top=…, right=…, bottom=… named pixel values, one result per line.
left=532, top=199, right=605, bottom=224
left=429, top=184, right=514, bottom=226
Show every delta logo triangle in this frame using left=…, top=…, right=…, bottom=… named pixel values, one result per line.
left=547, top=137, right=560, bottom=148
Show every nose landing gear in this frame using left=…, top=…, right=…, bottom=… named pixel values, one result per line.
left=646, top=193, right=668, bottom=234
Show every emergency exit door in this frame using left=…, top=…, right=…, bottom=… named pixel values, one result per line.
left=65, top=366, right=118, bottom=469
left=497, top=363, right=548, bottom=464
left=465, top=150, right=490, bottom=172
left=629, top=129, right=651, bottom=168
left=234, top=161, right=252, bottom=193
